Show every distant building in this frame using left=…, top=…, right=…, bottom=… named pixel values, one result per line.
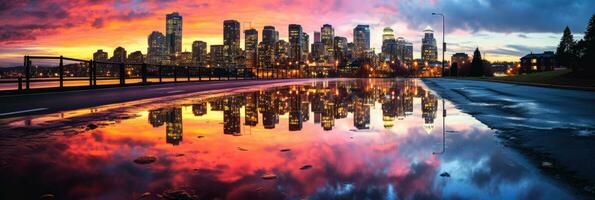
left=311, top=42, right=326, bottom=62
left=321, top=24, right=335, bottom=60
left=210, top=45, right=224, bottom=67
left=127, top=51, right=144, bottom=64
left=147, top=31, right=167, bottom=64
left=313, top=31, right=321, bottom=43
left=166, top=12, right=183, bottom=55
left=396, top=37, right=413, bottom=65
left=223, top=20, right=241, bottom=67
left=382, top=28, right=397, bottom=62
left=177, top=51, right=192, bottom=66
left=353, top=25, right=370, bottom=57
left=301, top=32, right=309, bottom=60
left=520, top=51, right=556, bottom=73
left=382, top=27, right=395, bottom=42
left=421, top=26, right=438, bottom=62
left=244, top=29, right=258, bottom=68
left=93, top=50, right=108, bottom=61
left=451, top=53, right=470, bottom=68
left=333, top=36, right=348, bottom=63
left=258, top=26, right=277, bottom=69
left=262, top=26, right=278, bottom=46
left=274, top=40, right=289, bottom=65
left=288, top=24, right=303, bottom=63
left=112, top=47, right=127, bottom=63
left=192, top=41, right=207, bottom=67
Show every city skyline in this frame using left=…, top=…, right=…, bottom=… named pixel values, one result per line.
left=1, top=0, right=593, bottom=67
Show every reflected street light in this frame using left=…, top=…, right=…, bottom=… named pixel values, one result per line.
left=432, top=12, right=445, bottom=77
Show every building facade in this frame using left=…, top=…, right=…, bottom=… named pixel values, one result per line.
left=223, top=20, right=241, bottom=68
left=112, top=47, right=127, bottom=63
left=147, top=31, right=167, bottom=64
left=166, top=12, right=183, bottom=56
left=421, top=26, right=438, bottom=62
left=192, top=41, right=208, bottom=67
left=127, top=51, right=144, bottom=64
left=288, top=24, right=303, bottom=63
left=244, top=29, right=258, bottom=68
left=520, top=51, right=556, bottom=73
left=353, top=25, right=370, bottom=58
left=321, top=24, right=334, bottom=60
left=210, top=45, right=225, bottom=67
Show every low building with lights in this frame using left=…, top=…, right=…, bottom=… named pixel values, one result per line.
left=520, top=51, right=556, bottom=73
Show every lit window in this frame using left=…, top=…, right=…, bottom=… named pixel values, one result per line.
left=532, top=66, right=537, bottom=70
left=531, top=59, right=537, bottom=64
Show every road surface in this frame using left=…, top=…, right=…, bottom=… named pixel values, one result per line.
left=0, top=79, right=311, bottom=118
left=423, top=78, right=595, bottom=193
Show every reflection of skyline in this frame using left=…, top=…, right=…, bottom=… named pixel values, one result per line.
left=149, top=107, right=183, bottom=145
left=0, top=79, right=577, bottom=200
left=147, top=80, right=440, bottom=136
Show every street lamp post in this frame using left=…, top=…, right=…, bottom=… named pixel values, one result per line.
left=432, top=12, right=445, bottom=77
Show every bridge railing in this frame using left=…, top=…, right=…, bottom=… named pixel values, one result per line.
left=0, top=56, right=281, bottom=92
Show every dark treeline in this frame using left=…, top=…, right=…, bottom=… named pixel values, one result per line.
left=556, top=14, right=595, bottom=78
left=447, top=48, right=493, bottom=77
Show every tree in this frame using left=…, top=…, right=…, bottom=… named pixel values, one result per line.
left=450, top=62, right=458, bottom=77
left=470, top=48, right=483, bottom=76
left=580, top=14, right=595, bottom=76
left=555, top=26, right=575, bottom=70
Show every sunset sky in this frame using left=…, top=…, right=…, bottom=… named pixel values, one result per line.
left=0, top=0, right=593, bottom=67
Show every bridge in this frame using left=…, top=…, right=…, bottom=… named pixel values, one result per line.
left=0, top=55, right=376, bottom=93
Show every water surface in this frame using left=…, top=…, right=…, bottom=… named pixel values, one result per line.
left=0, top=79, right=575, bottom=199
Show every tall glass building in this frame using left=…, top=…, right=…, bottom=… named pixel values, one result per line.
left=165, top=12, right=182, bottom=56
left=224, top=20, right=241, bottom=67
left=353, top=25, right=370, bottom=57
left=288, top=24, right=303, bottom=63
left=148, top=31, right=166, bottom=64
left=421, top=26, right=438, bottom=62
left=244, top=28, right=258, bottom=68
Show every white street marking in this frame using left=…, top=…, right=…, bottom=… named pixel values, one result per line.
left=166, top=90, right=185, bottom=94
left=0, top=108, right=48, bottom=116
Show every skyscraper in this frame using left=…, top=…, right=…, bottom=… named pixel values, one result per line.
left=112, top=47, right=126, bottom=63
left=288, top=24, right=303, bottom=63
left=274, top=40, right=289, bottom=65
left=147, top=31, right=166, bottom=64
left=244, top=28, right=258, bottom=68
left=210, top=45, right=224, bottom=67
left=321, top=24, right=334, bottom=59
left=262, top=26, right=278, bottom=46
left=313, top=31, right=321, bottom=43
left=192, top=41, right=207, bottom=67
left=396, top=37, right=414, bottom=64
left=301, top=32, right=309, bottom=60
left=127, top=51, right=144, bottom=64
left=333, top=36, right=348, bottom=64
left=93, top=50, right=108, bottom=61
left=259, top=26, right=277, bottom=68
left=421, top=26, right=438, bottom=62
left=223, top=20, right=241, bottom=67
left=382, top=27, right=397, bottom=61
left=353, top=25, right=370, bottom=57
left=166, top=12, right=182, bottom=55
left=382, top=27, right=395, bottom=41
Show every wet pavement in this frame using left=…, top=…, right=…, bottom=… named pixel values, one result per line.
left=0, top=79, right=581, bottom=199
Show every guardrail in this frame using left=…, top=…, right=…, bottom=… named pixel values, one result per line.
left=2, top=55, right=337, bottom=93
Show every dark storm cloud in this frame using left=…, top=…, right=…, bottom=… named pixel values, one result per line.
left=0, top=24, right=64, bottom=43
left=0, top=0, right=156, bottom=44
left=395, top=0, right=594, bottom=33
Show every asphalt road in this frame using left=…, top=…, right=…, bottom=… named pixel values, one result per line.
left=423, top=78, right=595, bottom=194
left=0, top=79, right=310, bottom=118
